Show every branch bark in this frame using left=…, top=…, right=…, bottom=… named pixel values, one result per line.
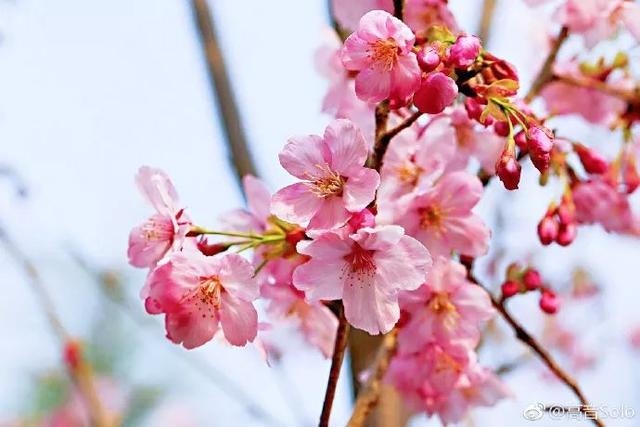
left=478, top=0, right=497, bottom=46
left=462, top=262, right=605, bottom=427
left=525, top=26, right=569, bottom=103
left=347, top=329, right=399, bottom=427
left=190, top=0, right=257, bottom=192
left=319, top=303, right=350, bottom=427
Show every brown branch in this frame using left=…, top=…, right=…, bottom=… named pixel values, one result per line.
left=554, top=74, right=640, bottom=104
left=319, top=303, right=350, bottom=427
left=0, top=225, right=113, bottom=427
left=525, top=26, right=569, bottom=103
left=370, top=109, right=422, bottom=170
left=463, top=264, right=604, bottom=427
left=478, top=0, right=497, bottom=46
left=368, top=101, right=391, bottom=169
left=190, top=0, right=257, bottom=191
left=392, top=0, right=404, bottom=20
left=347, top=329, right=399, bottom=427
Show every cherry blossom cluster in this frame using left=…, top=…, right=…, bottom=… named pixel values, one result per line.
left=126, top=0, right=640, bottom=424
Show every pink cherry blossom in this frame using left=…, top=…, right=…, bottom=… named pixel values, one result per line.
left=341, top=10, right=421, bottom=104
left=541, top=62, right=628, bottom=126
left=413, top=72, right=459, bottom=115
left=293, top=225, right=432, bottom=334
left=316, top=29, right=377, bottom=147
left=447, top=107, right=504, bottom=173
left=448, top=34, right=481, bottom=69
left=376, top=120, right=456, bottom=222
left=404, top=0, right=459, bottom=38
left=572, top=178, right=637, bottom=234
left=128, top=166, right=190, bottom=268
left=555, top=0, right=640, bottom=48
left=271, top=119, right=380, bottom=230
left=394, top=172, right=491, bottom=258
left=220, top=175, right=271, bottom=234
left=262, top=281, right=338, bottom=358
left=144, top=251, right=260, bottom=348
left=398, top=257, right=495, bottom=352
left=330, top=0, right=393, bottom=31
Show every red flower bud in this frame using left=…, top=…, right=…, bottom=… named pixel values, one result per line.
left=556, top=222, right=577, bottom=246
left=448, top=34, right=481, bottom=68
left=414, top=72, right=458, bottom=114
left=496, top=146, right=521, bottom=190
left=514, top=130, right=528, bottom=151
left=537, top=215, right=559, bottom=246
left=197, top=237, right=227, bottom=256
left=574, top=144, right=608, bottom=175
left=501, top=280, right=520, bottom=298
left=417, top=46, right=441, bottom=72
left=493, top=121, right=510, bottom=137
left=539, top=290, right=560, bottom=314
left=63, top=340, right=82, bottom=370
left=527, top=126, right=554, bottom=173
left=523, top=269, right=542, bottom=290
left=623, top=156, right=640, bottom=194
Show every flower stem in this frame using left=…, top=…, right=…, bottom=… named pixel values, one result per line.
left=525, top=26, right=569, bottom=103
left=319, top=303, right=350, bottom=427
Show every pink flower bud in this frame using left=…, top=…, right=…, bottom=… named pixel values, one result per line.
left=501, top=280, right=520, bottom=298
left=464, top=98, right=492, bottom=125
left=537, top=215, right=559, bottom=246
left=527, top=126, right=554, bottom=173
left=417, top=46, right=441, bottom=72
left=523, top=269, right=542, bottom=290
left=414, top=72, right=458, bottom=114
left=557, top=194, right=575, bottom=225
left=556, top=222, right=577, bottom=246
left=527, top=126, right=553, bottom=153
left=482, top=52, right=519, bottom=82
left=539, top=290, right=560, bottom=314
left=496, top=146, right=521, bottom=190
left=197, top=237, right=227, bottom=256
left=514, top=130, right=528, bottom=151
left=493, top=121, right=510, bottom=137
left=574, top=144, right=608, bottom=175
left=448, top=34, right=481, bottom=68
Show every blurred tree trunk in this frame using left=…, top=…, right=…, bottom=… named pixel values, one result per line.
left=349, top=329, right=412, bottom=426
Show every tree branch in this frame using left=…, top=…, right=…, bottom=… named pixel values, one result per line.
left=524, top=26, right=569, bottom=103
left=0, top=225, right=112, bottom=427
left=554, top=73, right=640, bottom=104
left=463, top=264, right=605, bottom=427
left=347, top=329, right=399, bottom=427
left=190, top=0, right=257, bottom=193
left=319, top=303, right=350, bottom=427
left=478, top=0, right=497, bottom=46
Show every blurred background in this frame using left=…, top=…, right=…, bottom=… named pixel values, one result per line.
left=1, top=0, right=639, bottom=425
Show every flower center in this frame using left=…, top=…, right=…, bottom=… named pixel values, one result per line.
left=397, top=161, right=422, bottom=186
left=197, top=276, right=223, bottom=309
left=428, top=292, right=459, bottom=330
left=434, top=350, right=463, bottom=374
left=141, top=216, right=174, bottom=241
left=369, top=38, right=399, bottom=71
left=418, top=205, right=444, bottom=229
left=306, top=164, right=345, bottom=198
left=344, top=243, right=376, bottom=273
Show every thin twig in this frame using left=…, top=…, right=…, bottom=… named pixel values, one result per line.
left=319, top=303, right=350, bottom=427
left=368, top=101, right=391, bottom=169
left=463, top=265, right=604, bottom=427
left=525, top=26, right=569, bottom=103
left=347, top=329, right=399, bottom=427
left=69, top=251, right=285, bottom=427
left=0, top=225, right=112, bottom=427
left=392, top=0, right=404, bottom=20
left=554, top=74, right=640, bottom=104
left=478, top=0, right=497, bottom=46
left=190, top=0, right=257, bottom=191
